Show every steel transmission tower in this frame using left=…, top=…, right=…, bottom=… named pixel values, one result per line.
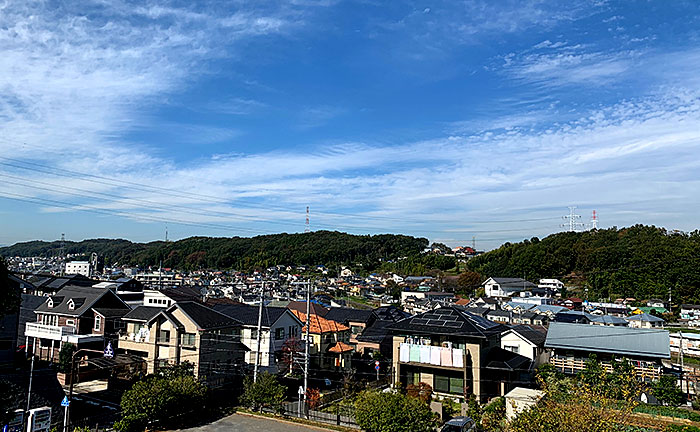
left=561, top=206, right=584, bottom=232
left=590, top=210, right=599, bottom=230
left=305, top=206, right=310, bottom=233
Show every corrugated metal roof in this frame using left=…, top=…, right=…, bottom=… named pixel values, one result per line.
left=545, top=322, right=670, bottom=359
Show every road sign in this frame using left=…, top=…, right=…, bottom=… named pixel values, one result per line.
left=375, top=360, right=380, bottom=366
left=375, top=365, right=380, bottom=371
left=60, top=397, right=69, bottom=407
left=104, top=342, right=114, bottom=358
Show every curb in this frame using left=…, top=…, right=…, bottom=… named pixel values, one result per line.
left=234, top=411, right=354, bottom=432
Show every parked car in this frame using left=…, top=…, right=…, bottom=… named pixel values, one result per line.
left=440, top=416, right=477, bottom=432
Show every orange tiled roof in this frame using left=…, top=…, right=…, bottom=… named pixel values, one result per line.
left=328, top=341, right=354, bottom=353
left=291, top=310, right=349, bottom=334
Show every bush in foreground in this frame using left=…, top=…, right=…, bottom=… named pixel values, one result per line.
left=355, top=390, right=438, bottom=432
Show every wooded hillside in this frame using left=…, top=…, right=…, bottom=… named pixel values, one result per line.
left=466, top=225, right=700, bottom=303
left=0, top=231, right=436, bottom=272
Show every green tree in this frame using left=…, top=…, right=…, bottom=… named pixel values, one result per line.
left=354, top=390, right=438, bottom=432
left=0, top=258, right=20, bottom=316
left=653, top=375, right=684, bottom=406
left=385, top=280, right=402, bottom=300
left=58, top=343, right=77, bottom=374
left=241, top=372, right=286, bottom=413
left=457, top=271, right=482, bottom=296
left=115, top=374, right=207, bottom=432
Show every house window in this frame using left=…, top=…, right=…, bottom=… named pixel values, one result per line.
left=275, top=328, right=285, bottom=340
left=251, top=329, right=258, bottom=340
left=350, top=325, right=363, bottom=335
left=158, top=330, right=170, bottom=343
left=181, top=333, right=196, bottom=347
left=94, top=315, right=101, bottom=331
left=66, top=319, right=75, bottom=326
left=433, top=373, right=464, bottom=394
left=504, top=345, right=520, bottom=354
left=289, top=326, right=298, bottom=338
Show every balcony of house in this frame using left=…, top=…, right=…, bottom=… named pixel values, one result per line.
left=119, top=329, right=152, bottom=351
left=25, top=322, right=76, bottom=340
left=398, top=342, right=466, bottom=369
left=550, top=354, right=663, bottom=381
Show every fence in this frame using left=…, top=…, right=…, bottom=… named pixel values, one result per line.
left=282, top=400, right=359, bottom=429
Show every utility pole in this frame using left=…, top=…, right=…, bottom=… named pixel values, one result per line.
left=25, top=347, right=35, bottom=432
left=158, top=260, right=162, bottom=290
left=303, top=280, right=311, bottom=412
left=680, top=332, right=687, bottom=399
left=253, top=282, right=264, bottom=382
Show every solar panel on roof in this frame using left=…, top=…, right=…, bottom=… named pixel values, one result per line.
left=410, top=318, right=429, bottom=325
left=444, top=322, right=463, bottom=328
left=422, top=314, right=440, bottom=320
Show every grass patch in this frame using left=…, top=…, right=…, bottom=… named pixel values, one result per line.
left=634, top=404, right=700, bottom=422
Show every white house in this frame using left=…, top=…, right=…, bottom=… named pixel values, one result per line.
left=537, top=279, right=564, bottom=291
left=483, top=278, right=537, bottom=298
left=212, top=304, right=303, bottom=373
left=500, top=325, right=548, bottom=366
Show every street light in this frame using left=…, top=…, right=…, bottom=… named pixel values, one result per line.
left=64, top=343, right=113, bottom=432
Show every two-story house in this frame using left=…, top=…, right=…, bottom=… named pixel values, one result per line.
left=26, top=286, right=130, bottom=361
left=291, top=310, right=353, bottom=371
left=389, top=306, right=524, bottom=401
left=482, top=278, right=537, bottom=298
left=324, top=307, right=374, bottom=351
left=211, top=303, right=303, bottom=373
left=119, top=301, right=249, bottom=385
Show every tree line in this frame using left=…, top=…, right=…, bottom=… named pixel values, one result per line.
left=466, top=224, right=700, bottom=304
left=0, top=231, right=435, bottom=273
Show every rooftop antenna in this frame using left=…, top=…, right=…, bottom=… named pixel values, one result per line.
left=561, top=206, right=584, bottom=232
left=590, top=210, right=598, bottom=230
left=305, top=206, right=310, bottom=233
left=472, top=236, right=476, bottom=251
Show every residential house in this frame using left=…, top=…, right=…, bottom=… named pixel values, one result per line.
left=211, top=303, right=303, bottom=373
left=143, top=286, right=204, bottom=307
left=647, top=299, right=667, bottom=309
left=632, top=306, right=668, bottom=315
left=626, top=313, right=665, bottom=329
left=92, top=278, right=144, bottom=307
left=26, top=285, right=130, bottom=361
left=118, top=302, right=248, bottom=385
left=680, top=305, right=700, bottom=322
left=482, top=278, right=537, bottom=298
left=325, top=307, right=374, bottom=349
left=354, top=306, right=411, bottom=358
left=538, top=279, right=564, bottom=292
left=389, top=306, right=529, bottom=401
left=25, top=274, right=94, bottom=296
left=545, top=322, right=670, bottom=381
left=486, top=309, right=512, bottom=324
left=501, top=325, right=548, bottom=367
left=468, top=297, right=499, bottom=310
left=670, top=332, right=700, bottom=357
left=290, top=310, right=353, bottom=371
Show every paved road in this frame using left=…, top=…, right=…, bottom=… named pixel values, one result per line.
left=178, top=413, right=329, bottom=432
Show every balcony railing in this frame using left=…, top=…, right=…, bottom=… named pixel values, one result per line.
left=399, top=343, right=465, bottom=368
left=550, top=355, right=662, bottom=381
left=25, top=322, right=76, bottom=340
left=120, top=332, right=150, bottom=343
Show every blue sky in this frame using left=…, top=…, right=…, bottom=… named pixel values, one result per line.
left=1, top=0, right=700, bottom=250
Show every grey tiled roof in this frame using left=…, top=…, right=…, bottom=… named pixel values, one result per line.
left=123, top=306, right=163, bottom=322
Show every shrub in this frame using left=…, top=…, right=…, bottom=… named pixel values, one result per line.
left=241, top=372, right=286, bottom=413
left=355, top=390, right=438, bottom=432
left=115, top=374, right=207, bottom=432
